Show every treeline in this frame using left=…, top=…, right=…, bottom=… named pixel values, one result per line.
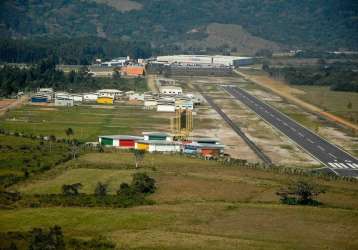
left=1, top=0, right=358, bottom=51
left=0, top=226, right=116, bottom=250
left=263, top=63, right=358, bottom=92
left=0, top=58, right=147, bottom=96
left=0, top=36, right=152, bottom=65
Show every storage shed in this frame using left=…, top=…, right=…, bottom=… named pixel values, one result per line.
left=143, top=132, right=172, bottom=141
left=31, top=95, right=49, bottom=103
left=135, top=140, right=181, bottom=153
left=159, top=86, right=183, bottom=95
left=198, top=144, right=225, bottom=157
left=99, top=135, right=143, bottom=148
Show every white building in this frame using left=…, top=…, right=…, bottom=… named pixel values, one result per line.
left=135, top=140, right=181, bottom=153
left=101, top=57, right=129, bottom=67
left=54, top=97, right=74, bottom=107
left=156, top=55, right=252, bottom=67
left=83, top=93, right=98, bottom=102
left=157, top=100, right=175, bottom=112
left=129, top=93, right=145, bottom=101
left=97, top=89, right=123, bottom=99
left=175, top=98, right=193, bottom=110
left=71, top=94, right=83, bottom=102
left=159, top=86, right=183, bottom=95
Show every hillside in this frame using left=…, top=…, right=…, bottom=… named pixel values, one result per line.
left=0, top=0, right=357, bottom=56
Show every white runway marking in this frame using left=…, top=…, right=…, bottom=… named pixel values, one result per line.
left=338, top=163, right=348, bottom=169
left=298, top=132, right=304, bottom=137
left=307, top=138, right=314, bottom=143
left=318, top=145, right=325, bottom=151
left=328, top=153, right=337, bottom=159
left=347, top=163, right=357, bottom=169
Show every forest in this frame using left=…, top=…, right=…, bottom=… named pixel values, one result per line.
left=0, top=58, right=147, bottom=97
left=1, top=0, right=357, bottom=54
left=263, top=62, right=358, bottom=92
left=0, top=37, right=152, bottom=65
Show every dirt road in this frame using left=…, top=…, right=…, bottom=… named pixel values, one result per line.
left=235, top=70, right=358, bottom=131
left=0, top=96, right=28, bottom=117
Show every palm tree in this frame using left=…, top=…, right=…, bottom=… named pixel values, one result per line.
left=65, top=128, right=74, bottom=142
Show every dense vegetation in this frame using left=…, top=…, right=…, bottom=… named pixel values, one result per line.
left=0, top=226, right=115, bottom=250
left=0, top=58, right=147, bottom=96
left=263, top=62, right=358, bottom=92
left=0, top=0, right=357, bottom=61
left=0, top=36, right=152, bottom=64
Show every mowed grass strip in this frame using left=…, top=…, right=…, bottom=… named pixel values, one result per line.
left=1, top=105, right=168, bottom=141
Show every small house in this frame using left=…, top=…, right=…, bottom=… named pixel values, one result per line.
left=54, top=97, right=74, bottom=107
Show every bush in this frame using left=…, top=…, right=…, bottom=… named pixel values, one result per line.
left=95, top=182, right=108, bottom=197
left=276, top=180, right=325, bottom=205
left=131, top=173, right=156, bottom=194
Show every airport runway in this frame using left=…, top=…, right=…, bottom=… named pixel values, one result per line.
left=223, top=85, right=358, bottom=177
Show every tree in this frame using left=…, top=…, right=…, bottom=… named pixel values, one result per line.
left=29, top=225, right=65, bottom=250
left=62, top=183, right=82, bottom=196
left=276, top=180, right=325, bottom=205
left=48, top=134, right=56, bottom=152
left=132, top=149, right=146, bottom=168
left=116, top=182, right=133, bottom=196
left=131, top=173, right=156, bottom=194
left=347, top=101, right=352, bottom=109
left=95, top=182, right=108, bottom=196
left=65, top=128, right=74, bottom=140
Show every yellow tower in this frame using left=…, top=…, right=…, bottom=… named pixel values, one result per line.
left=171, top=108, right=193, bottom=139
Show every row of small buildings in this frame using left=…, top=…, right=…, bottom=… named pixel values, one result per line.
left=98, top=132, right=225, bottom=158
left=31, top=88, right=143, bottom=106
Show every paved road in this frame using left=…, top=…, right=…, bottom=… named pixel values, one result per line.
left=223, top=85, right=358, bottom=177
left=198, top=89, right=272, bottom=165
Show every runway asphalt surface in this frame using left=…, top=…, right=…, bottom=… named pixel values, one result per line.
left=223, top=85, right=358, bottom=177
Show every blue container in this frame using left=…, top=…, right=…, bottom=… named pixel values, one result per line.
left=31, top=97, right=48, bottom=103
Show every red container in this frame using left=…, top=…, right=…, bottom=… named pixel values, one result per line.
left=119, top=140, right=135, bottom=147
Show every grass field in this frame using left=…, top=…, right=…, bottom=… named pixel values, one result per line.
left=295, top=86, right=358, bottom=124
left=1, top=104, right=168, bottom=142
left=2, top=152, right=358, bottom=249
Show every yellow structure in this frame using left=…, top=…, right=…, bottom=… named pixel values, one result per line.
left=171, top=108, right=193, bottom=139
left=136, top=142, right=149, bottom=151
left=96, top=96, right=114, bottom=104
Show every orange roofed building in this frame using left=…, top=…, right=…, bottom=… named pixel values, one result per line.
left=121, top=65, right=145, bottom=77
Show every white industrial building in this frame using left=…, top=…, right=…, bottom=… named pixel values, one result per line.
left=101, top=57, right=129, bottom=67
left=71, top=94, right=83, bottom=102
left=97, top=89, right=123, bottom=99
left=157, top=100, right=176, bottom=112
left=54, top=96, right=74, bottom=107
left=156, top=55, right=252, bottom=67
left=159, top=86, right=183, bottom=95
left=83, top=93, right=98, bottom=102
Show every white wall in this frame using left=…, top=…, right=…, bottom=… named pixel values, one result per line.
left=148, top=144, right=181, bottom=153
left=157, top=105, right=175, bottom=112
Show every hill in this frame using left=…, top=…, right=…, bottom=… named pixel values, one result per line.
left=0, top=0, right=357, bottom=59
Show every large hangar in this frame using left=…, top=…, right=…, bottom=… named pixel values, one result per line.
left=156, top=55, right=253, bottom=67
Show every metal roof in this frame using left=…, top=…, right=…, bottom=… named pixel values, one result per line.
left=99, top=135, right=144, bottom=140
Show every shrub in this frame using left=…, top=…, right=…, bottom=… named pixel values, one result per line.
left=276, top=180, right=325, bottom=205
left=95, top=182, right=108, bottom=197
left=131, top=173, right=156, bottom=194
left=62, top=183, right=82, bottom=196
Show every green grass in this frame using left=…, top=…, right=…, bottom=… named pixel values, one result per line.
left=1, top=105, right=168, bottom=141
left=0, top=134, right=70, bottom=181
left=3, top=152, right=358, bottom=249
left=295, top=85, right=358, bottom=123
left=17, top=168, right=135, bottom=195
